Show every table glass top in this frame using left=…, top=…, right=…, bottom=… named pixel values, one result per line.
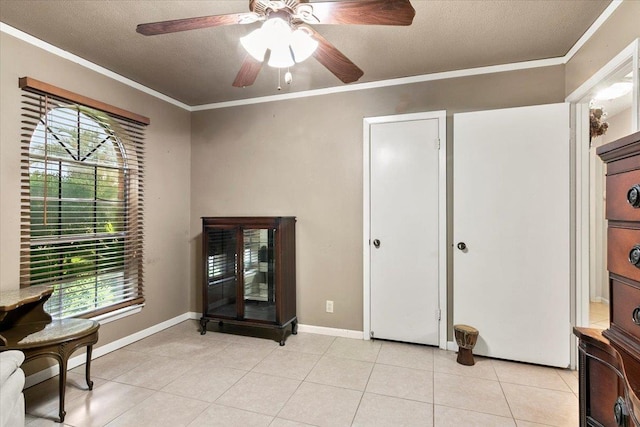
left=0, top=286, right=54, bottom=311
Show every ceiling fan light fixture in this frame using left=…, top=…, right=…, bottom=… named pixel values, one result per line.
left=594, top=82, right=633, bottom=101
left=240, top=28, right=268, bottom=61
left=290, top=28, right=318, bottom=63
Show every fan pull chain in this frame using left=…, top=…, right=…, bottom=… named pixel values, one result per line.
left=277, top=68, right=282, bottom=91
left=285, top=68, right=292, bottom=85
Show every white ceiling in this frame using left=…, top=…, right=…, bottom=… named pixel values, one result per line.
left=0, top=0, right=611, bottom=106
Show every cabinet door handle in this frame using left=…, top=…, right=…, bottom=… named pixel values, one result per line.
left=633, top=307, right=640, bottom=326
left=373, top=239, right=381, bottom=248
left=628, top=184, right=640, bottom=208
left=629, top=245, right=640, bottom=268
left=614, top=397, right=628, bottom=426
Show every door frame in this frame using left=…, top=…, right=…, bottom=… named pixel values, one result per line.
left=566, top=38, right=639, bottom=368
left=566, top=38, right=639, bottom=329
left=362, top=110, right=447, bottom=349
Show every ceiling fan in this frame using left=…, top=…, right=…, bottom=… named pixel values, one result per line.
left=136, top=0, right=415, bottom=88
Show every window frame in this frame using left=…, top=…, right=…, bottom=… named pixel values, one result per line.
left=19, top=77, right=149, bottom=319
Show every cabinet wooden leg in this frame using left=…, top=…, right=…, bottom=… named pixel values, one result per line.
left=200, top=318, right=208, bottom=335
left=292, top=320, right=298, bottom=335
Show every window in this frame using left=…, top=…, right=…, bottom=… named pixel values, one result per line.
left=19, top=77, right=148, bottom=319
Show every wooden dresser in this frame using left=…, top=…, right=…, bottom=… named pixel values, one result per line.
left=575, top=130, right=640, bottom=426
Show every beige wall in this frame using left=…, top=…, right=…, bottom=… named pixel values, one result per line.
left=0, top=33, right=192, bottom=347
left=190, top=66, right=566, bottom=332
left=565, top=0, right=640, bottom=97
left=602, top=107, right=634, bottom=144
left=1, top=0, right=638, bottom=347
left=190, top=0, right=640, bottom=335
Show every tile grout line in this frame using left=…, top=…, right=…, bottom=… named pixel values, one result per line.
left=347, top=339, right=384, bottom=425
left=489, top=359, right=519, bottom=424
left=269, top=335, right=334, bottom=425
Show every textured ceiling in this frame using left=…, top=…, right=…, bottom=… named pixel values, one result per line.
left=0, top=0, right=611, bottom=106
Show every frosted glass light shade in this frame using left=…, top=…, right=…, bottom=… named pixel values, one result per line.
left=240, top=17, right=316, bottom=69
left=263, top=18, right=291, bottom=45
left=240, top=28, right=268, bottom=61
left=594, top=82, right=633, bottom=100
left=290, top=29, right=318, bottom=63
left=268, top=42, right=295, bottom=68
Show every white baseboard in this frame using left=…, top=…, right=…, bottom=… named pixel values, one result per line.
left=24, top=312, right=194, bottom=388
left=188, top=312, right=364, bottom=340
left=296, top=324, right=364, bottom=340
left=447, top=341, right=459, bottom=352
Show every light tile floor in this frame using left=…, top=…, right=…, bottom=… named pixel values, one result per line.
left=589, top=301, right=609, bottom=329
left=24, top=320, right=579, bottom=426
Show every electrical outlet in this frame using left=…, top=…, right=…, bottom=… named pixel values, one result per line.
left=326, top=300, right=334, bottom=313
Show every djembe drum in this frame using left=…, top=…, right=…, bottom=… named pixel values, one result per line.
left=454, top=324, right=479, bottom=366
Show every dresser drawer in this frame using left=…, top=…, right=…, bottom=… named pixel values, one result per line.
left=607, top=169, right=640, bottom=221
left=611, top=279, right=640, bottom=344
left=609, top=227, right=640, bottom=282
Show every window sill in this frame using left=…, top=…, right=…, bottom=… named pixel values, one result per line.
left=90, top=303, right=145, bottom=325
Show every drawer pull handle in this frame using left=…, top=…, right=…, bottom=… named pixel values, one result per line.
left=614, top=397, right=628, bottom=426
left=629, top=245, right=640, bottom=268
left=628, top=184, right=640, bottom=208
left=633, top=307, right=640, bottom=326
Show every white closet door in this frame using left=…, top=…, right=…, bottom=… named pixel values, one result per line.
left=369, top=116, right=441, bottom=345
left=453, top=103, right=570, bottom=367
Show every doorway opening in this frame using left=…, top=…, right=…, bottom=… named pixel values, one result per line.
left=568, top=39, right=639, bottom=333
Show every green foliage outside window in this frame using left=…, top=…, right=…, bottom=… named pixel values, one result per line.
left=29, top=107, right=128, bottom=317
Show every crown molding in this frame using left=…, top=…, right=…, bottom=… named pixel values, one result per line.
left=563, top=0, right=623, bottom=63
left=0, top=22, right=191, bottom=111
left=193, top=57, right=565, bottom=111
left=1, top=0, right=624, bottom=112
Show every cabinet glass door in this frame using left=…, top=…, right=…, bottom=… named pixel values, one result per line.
left=242, top=228, right=276, bottom=322
left=205, top=227, right=238, bottom=318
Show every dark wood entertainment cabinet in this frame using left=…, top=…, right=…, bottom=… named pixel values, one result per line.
left=199, top=217, right=297, bottom=345
left=574, top=130, right=640, bottom=426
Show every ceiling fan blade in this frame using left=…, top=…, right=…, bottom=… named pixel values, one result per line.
left=233, top=55, right=264, bottom=87
left=306, top=26, right=364, bottom=84
left=136, top=13, right=258, bottom=36
left=309, top=0, right=415, bottom=25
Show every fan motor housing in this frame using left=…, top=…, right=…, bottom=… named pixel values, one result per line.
left=250, top=0, right=299, bottom=15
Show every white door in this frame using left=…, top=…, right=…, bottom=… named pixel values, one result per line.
left=368, top=114, right=443, bottom=345
left=453, top=103, right=570, bottom=367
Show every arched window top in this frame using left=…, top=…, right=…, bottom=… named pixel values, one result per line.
left=29, top=106, right=121, bottom=169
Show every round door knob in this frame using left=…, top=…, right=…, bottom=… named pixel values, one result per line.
left=457, top=242, right=467, bottom=251
left=373, top=239, right=381, bottom=248
left=628, top=184, right=640, bottom=208
left=629, top=245, right=640, bottom=268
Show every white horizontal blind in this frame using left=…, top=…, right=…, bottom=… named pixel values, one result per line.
left=20, top=83, right=146, bottom=319
left=206, top=228, right=237, bottom=281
